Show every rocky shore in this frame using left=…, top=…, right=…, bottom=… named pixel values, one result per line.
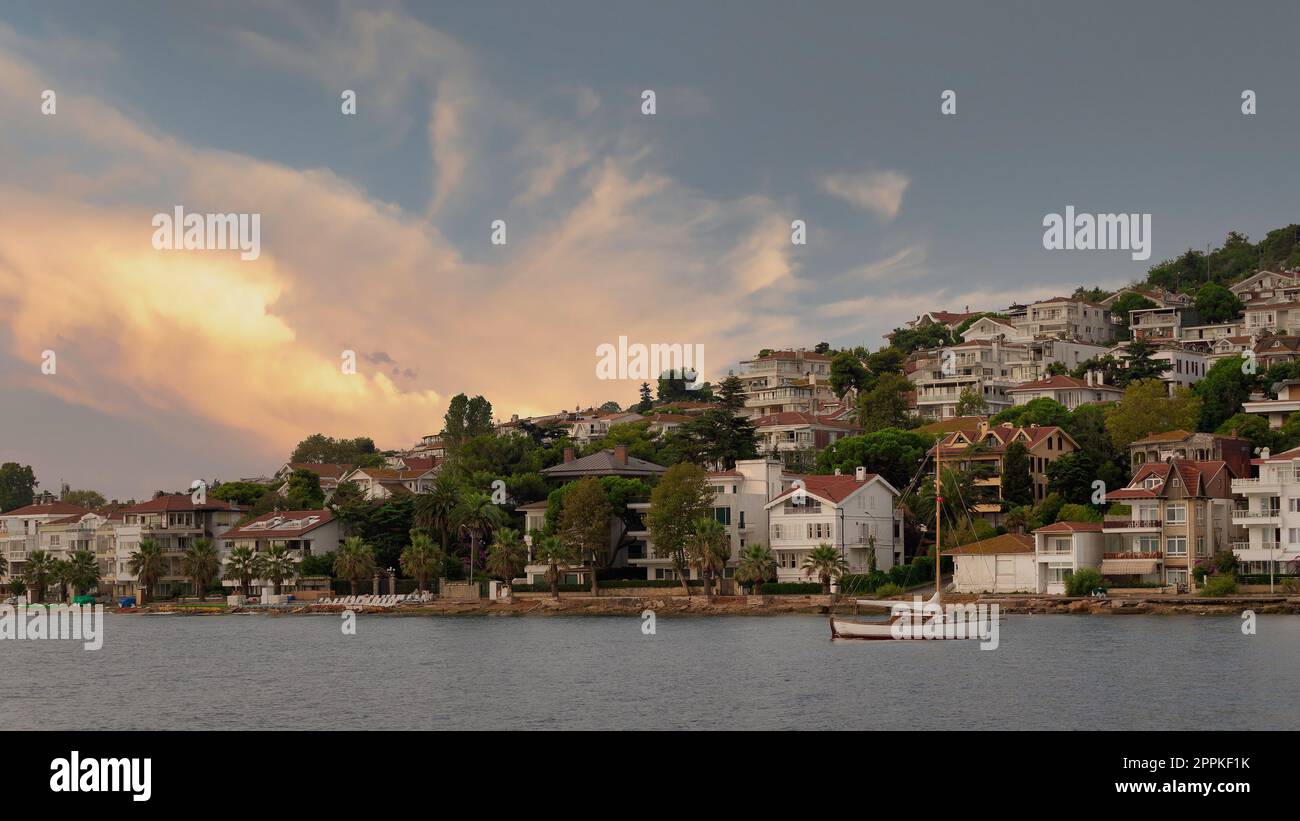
left=124, top=591, right=1300, bottom=617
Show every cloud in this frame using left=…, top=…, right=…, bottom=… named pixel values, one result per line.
left=816, top=169, right=911, bottom=220
left=0, top=13, right=807, bottom=478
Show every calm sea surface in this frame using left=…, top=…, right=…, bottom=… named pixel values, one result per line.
left=2, top=612, right=1295, bottom=730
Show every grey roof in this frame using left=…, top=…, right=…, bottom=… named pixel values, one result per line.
left=542, top=449, right=667, bottom=479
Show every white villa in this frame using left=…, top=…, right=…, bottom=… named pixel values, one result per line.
left=1032, top=521, right=1105, bottom=594
left=1230, top=446, right=1300, bottom=576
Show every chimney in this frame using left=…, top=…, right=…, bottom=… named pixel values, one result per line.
left=563, top=447, right=575, bottom=463
left=1085, top=370, right=1093, bottom=386
left=855, top=466, right=867, bottom=481
left=834, top=468, right=841, bottom=476
left=613, top=445, right=628, bottom=465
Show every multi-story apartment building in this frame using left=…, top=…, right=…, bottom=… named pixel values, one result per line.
left=1243, top=302, right=1300, bottom=336
left=1099, top=287, right=1192, bottom=311
left=629, top=458, right=793, bottom=582
left=1230, top=270, right=1300, bottom=305
left=1013, top=296, right=1114, bottom=343
left=1230, top=445, right=1300, bottom=575
left=1128, top=430, right=1251, bottom=478
left=1005, top=373, right=1122, bottom=409
left=0, top=501, right=93, bottom=591
left=1127, top=305, right=1186, bottom=342
left=934, top=421, right=1078, bottom=517
left=751, top=412, right=860, bottom=470
left=909, top=339, right=1023, bottom=420
left=736, top=349, right=836, bottom=418
left=764, top=468, right=902, bottom=582
left=1110, top=342, right=1207, bottom=391
left=113, top=495, right=246, bottom=600
left=1253, top=335, right=1300, bottom=370
left=1005, top=339, right=1110, bottom=383
left=1031, top=521, right=1105, bottom=594
left=1104, top=460, right=1240, bottom=590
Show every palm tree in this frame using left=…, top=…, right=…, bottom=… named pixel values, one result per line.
left=0, top=552, right=7, bottom=580
left=182, top=539, right=220, bottom=601
left=23, top=550, right=56, bottom=604
left=65, top=549, right=100, bottom=599
left=486, top=527, right=528, bottom=595
left=687, top=517, right=729, bottom=598
left=8, top=577, right=26, bottom=602
left=128, top=539, right=165, bottom=604
left=223, top=545, right=262, bottom=597
left=51, top=558, right=72, bottom=602
left=415, top=476, right=462, bottom=567
left=456, top=491, right=505, bottom=579
left=534, top=535, right=576, bottom=600
left=802, top=542, right=848, bottom=595
left=400, top=530, right=443, bottom=594
left=736, top=542, right=777, bottom=595
left=260, top=546, right=298, bottom=596
left=333, top=536, right=376, bottom=595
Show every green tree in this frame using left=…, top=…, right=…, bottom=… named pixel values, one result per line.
left=1105, top=380, right=1202, bottom=451
left=955, top=385, right=989, bottom=416
left=212, top=481, right=272, bottom=506
left=1056, top=503, right=1102, bottom=523
left=558, top=477, right=613, bottom=594
left=0, top=463, right=38, bottom=513
left=260, top=546, right=298, bottom=596
left=414, top=475, right=462, bottom=564
left=1194, top=282, right=1244, bottom=324
left=636, top=382, right=654, bottom=413
left=486, top=528, right=528, bottom=594
left=534, top=534, right=576, bottom=599
left=128, top=539, right=165, bottom=604
left=181, top=539, right=220, bottom=600
left=735, top=543, right=776, bottom=594
left=686, top=516, right=729, bottom=598
left=1045, top=452, right=1101, bottom=505
left=456, top=491, right=505, bottom=578
left=830, top=351, right=870, bottom=398
left=64, top=549, right=100, bottom=598
left=1065, top=567, right=1105, bottom=596
left=1216, top=413, right=1275, bottom=452
left=1195, top=355, right=1258, bottom=432
left=991, top=397, right=1071, bottom=429
left=801, top=543, right=848, bottom=595
left=816, top=428, right=934, bottom=490
left=400, top=530, right=443, bottom=594
left=1001, top=441, right=1034, bottom=507
left=1117, top=338, right=1173, bottom=386
left=856, top=372, right=913, bottom=431
left=284, top=468, right=326, bottom=509
left=61, top=489, right=106, bottom=509
left=645, top=463, right=713, bottom=595
left=289, top=434, right=384, bottom=467
left=333, top=536, right=376, bottom=595
left=223, top=545, right=262, bottom=597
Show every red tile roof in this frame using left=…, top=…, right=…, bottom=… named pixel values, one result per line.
left=751, top=412, right=861, bottom=429
left=121, top=494, right=245, bottom=514
left=220, top=509, right=335, bottom=540
left=0, top=501, right=93, bottom=517
left=1007, top=375, right=1120, bottom=393
left=769, top=474, right=884, bottom=505
left=1034, top=521, right=1103, bottom=533
left=943, top=533, right=1035, bottom=555
left=285, top=463, right=354, bottom=480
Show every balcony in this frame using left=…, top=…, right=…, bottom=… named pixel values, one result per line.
left=1102, top=516, right=1162, bottom=531
left=1231, top=477, right=1282, bottom=495
left=1232, top=509, right=1280, bottom=525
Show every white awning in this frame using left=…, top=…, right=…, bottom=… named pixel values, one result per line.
left=1100, top=559, right=1160, bottom=575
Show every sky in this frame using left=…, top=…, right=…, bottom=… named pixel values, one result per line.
left=1, top=0, right=1299, bottom=501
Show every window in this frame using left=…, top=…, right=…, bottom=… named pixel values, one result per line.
left=713, top=507, right=731, bottom=526
left=1166, top=505, right=1186, bottom=524
left=770, top=525, right=783, bottom=540
left=1165, top=537, right=1187, bottom=556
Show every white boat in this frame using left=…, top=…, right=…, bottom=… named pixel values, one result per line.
left=829, top=444, right=982, bottom=641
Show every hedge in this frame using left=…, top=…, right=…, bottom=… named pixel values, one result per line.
left=759, top=582, right=823, bottom=595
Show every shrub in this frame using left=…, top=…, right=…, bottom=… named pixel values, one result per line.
left=872, top=583, right=904, bottom=597
left=758, top=582, right=823, bottom=595
left=1065, top=568, right=1106, bottom=596
left=840, top=571, right=890, bottom=593
left=1200, top=574, right=1238, bottom=597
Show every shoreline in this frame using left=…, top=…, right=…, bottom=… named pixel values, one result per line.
left=112, top=592, right=1300, bottom=617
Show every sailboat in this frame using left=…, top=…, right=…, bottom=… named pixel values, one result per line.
left=829, top=438, right=983, bottom=640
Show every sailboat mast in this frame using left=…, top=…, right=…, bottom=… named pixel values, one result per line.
left=934, top=440, right=941, bottom=601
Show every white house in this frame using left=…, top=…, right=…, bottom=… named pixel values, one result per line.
left=764, top=468, right=902, bottom=582
left=1230, top=446, right=1300, bottom=576
left=943, top=533, right=1037, bottom=593
left=1243, top=381, right=1300, bottom=429
left=1031, top=521, right=1105, bottom=594
left=1005, top=373, right=1122, bottom=410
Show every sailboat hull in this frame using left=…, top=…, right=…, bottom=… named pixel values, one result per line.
left=828, top=614, right=985, bottom=641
